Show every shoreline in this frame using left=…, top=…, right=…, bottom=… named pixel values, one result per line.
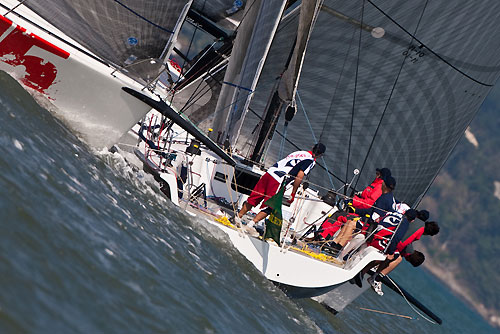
left=422, top=256, right=500, bottom=329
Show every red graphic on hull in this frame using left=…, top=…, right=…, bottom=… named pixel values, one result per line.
left=0, top=15, right=69, bottom=94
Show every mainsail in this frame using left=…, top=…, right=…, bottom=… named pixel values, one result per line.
left=19, top=0, right=499, bottom=205
left=232, top=0, right=500, bottom=205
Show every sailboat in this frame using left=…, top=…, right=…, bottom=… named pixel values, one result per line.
left=2, top=0, right=500, bottom=323
left=119, top=0, right=500, bottom=319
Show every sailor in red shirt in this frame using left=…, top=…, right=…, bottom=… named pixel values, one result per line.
left=396, top=220, right=439, bottom=260
left=352, top=167, right=391, bottom=209
left=368, top=220, right=440, bottom=296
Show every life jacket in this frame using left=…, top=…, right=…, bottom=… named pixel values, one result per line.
left=368, top=211, right=404, bottom=252
left=352, top=178, right=383, bottom=209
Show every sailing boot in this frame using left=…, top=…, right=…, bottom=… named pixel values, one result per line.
left=367, top=275, right=384, bottom=296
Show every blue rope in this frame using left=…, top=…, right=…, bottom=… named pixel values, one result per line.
left=297, top=92, right=334, bottom=188
left=222, top=81, right=253, bottom=92
left=113, top=0, right=174, bottom=34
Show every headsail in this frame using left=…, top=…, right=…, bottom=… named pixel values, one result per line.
left=24, top=0, right=190, bottom=81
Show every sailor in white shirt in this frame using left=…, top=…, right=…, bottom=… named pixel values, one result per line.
left=232, top=143, right=326, bottom=229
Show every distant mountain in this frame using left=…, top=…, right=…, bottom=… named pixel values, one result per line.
left=420, top=85, right=500, bottom=328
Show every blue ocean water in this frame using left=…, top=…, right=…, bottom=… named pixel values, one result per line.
left=0, top=71, right=497, bottom=333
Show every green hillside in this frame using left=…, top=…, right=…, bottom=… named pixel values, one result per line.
left=420, top=88, right=500, bottom=326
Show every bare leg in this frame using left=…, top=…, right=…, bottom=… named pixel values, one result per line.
left=362, top=260, right=381, bottom=276
left=253, top=210, right=269, bottom=223
left=375, top=254, right=395, bottom=275
left=366, top=254, right=399, bottom=295
left=333, top=220, right=356, bottom=246
left=245, top=209, right=269, bottom=228
left=354, top=259, right=381, bottom=288
left=237, top=201, right=253, bottom=218
left=380, top=255, right=402, bottom=276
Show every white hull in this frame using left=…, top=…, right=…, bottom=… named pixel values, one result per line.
left=182, top=201, right=384, bottom=298
left=0, top=4, right=153, bottom=148
left=127, top=116, right=386, bottom=297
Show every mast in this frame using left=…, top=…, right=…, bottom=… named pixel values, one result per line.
left=210, top=0, right=288, bottom=146
left=250, top=0, right=324, bottom=163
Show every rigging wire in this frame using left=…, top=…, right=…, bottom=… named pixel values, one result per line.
left=248, top=106, right=346, bottom=184
left=205, top=72, right=348, bottom=184
left=168, top=0, right=209, bottom=106
left=345, top=0, right=365, bottom=194
left=112, top=0, right=174, bottom=33
left=3, top=0, right=28, bottom=16
left=278, top=123, right=288, bottom=159
left=151, top=0, right=346, bottom=185
left=172, top=0, right=258, bottom=122
left=225, top=0, right=290, bottom=145
left=169, top=34, right=197, bottom=103
left=177, top=63, right=229, bottom=117
left=161, top=80, right=348, bottom=186
left=234, top=0, right=259, bottom=33
left=352, top=0, right=430, bottom=192
left=163, top=32, right=348, bottom=184
left=358, top=307, right=413, bottom=320
left=297, top=92, right=335, bottom=189
left=130, top=120, right=400, bottom=221
left=177, top=69, right=217, bottom=115
left=130, top=129, right=396, bottom=218
left=366, top=0, right=494, bottom=87
left=174, top=39, right=220, bottom=93
left=385, top=275, right=440, bottom=324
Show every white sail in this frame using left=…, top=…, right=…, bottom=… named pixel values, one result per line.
left=211, top=0, right=287, bottom=145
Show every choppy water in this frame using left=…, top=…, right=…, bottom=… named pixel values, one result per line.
left=0, top=71, right=496, bottom=333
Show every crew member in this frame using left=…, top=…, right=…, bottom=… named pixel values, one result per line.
left=352, top=168, right=391, bottom=209
left=232, top=143, right=326, bottom=230
left=353, top=208, right=418, bottom=293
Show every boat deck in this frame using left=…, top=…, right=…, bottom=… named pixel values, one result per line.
left=183, top=198, right=348, bottom=268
